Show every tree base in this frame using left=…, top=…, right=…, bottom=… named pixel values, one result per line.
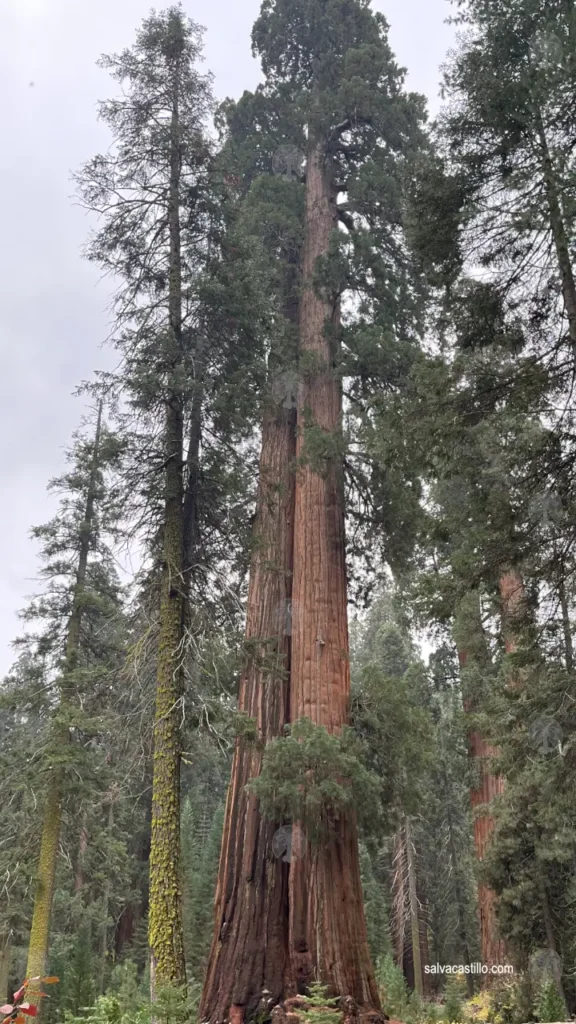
left=268, top=994, right=388, bottom=1024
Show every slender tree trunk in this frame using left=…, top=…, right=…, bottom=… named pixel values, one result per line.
left=405, top=819, right=423, bottom=999
left=454, top=590, right=506, bottom=977
left=391, top=827, right=408, bottom=972
left=499, top=567, right=526, bottom=659
left=26, top=403, right=104, bottom=1008
left=535, top=108, right=576, bottom=346
left=539, top=879, right=567, bottom=1010
left=148, top=72, right=187, bottom=994
left=0, top=931, right=12, bottom=1006
left=183, top=334, right=204, bottom=576
left=559, top=574, right=573, bottom=672
left=99, top=800, right=115, bottom=994
left=417, top=890, right=431, bottom=998
left=466, top=566, right=528, bottom=974
left=443, top=767, right=474, bottom=996
left=391, top=823, right=428, bottom=993
left=74, top=818, right=89, bottom=894
left=289, top=138, right=380, bottom=1012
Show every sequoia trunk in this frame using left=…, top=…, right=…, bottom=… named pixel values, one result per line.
left=199, top=392, right=297, bottom=1023
left=454, top=590, right=506, bottom=975
left=289, top=139, right=380, bottom=1011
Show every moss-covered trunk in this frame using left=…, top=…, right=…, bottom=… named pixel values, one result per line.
left=148, top=69, right=187, bottom=994
left=0, top=931, right=12, bottom=1006
left=26, top=404, right=104, bottom=1009
left=26, top=780, right=63, bottom=988
left=199, top=388, right=297, bottom=1023
left=289, top=139, right=380, bottom=1012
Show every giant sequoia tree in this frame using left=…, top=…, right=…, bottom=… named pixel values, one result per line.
left=201, top=1, right=425, bottom=1019
left=199, top=93, right=302, bottom=1019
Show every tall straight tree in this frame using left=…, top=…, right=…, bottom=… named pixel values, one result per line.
left=26, top=407, right=104, bottom=996
left=249, top=0, right=424, bottom=1010
left=199, top=2, right=424, bottom=1017
left=10, top=405, right=125, bottom=1007
left=453, top=591, right=506, bottom=972
left=75, top=8, right=215, bottom=992
left=200, top=383, right=297, bottom=1023
left=287, top=126, right=378, bottom=1003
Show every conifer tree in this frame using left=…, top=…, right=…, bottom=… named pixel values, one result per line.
left=75, top=10, right=215, bottom=988
left=0, top=406, right=126, bottom=1009
left=74, top=7, right=260, bottom=995
left=440, top=0, right=576, bottom=367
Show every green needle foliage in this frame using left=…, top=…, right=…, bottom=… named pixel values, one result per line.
left=249, top=717, right=382, bottom=841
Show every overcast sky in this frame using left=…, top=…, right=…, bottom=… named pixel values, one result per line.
left=0, top=0, right=455, bottom=675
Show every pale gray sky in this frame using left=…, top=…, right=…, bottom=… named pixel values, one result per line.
left=0, top=0, right=455, bottom=675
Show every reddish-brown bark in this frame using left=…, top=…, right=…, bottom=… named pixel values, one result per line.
left=467, top=727, right=506, bottom=971
left=289, top=139, right=380, bottom=1012
left=499, top=568, right=526, bottom=659
left=460, top=571, right=527, bottom=974
left=199, top=398, right=297, bottom=1024
left=455, top=591, right=506, bottom=973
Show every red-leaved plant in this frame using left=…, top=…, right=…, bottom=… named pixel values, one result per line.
left=0, top=976, right=59, bottom=1023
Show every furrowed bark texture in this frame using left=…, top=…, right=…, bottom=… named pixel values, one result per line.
left=466, top=569, right=526, bottom=974
left=199, top=397, right=297, bottom=1024
left=499, top=568, right=527, bottom=660
left=26, top=403, right=104, bottom=1010
left=148, top=70, right=187, bottom=992
left=468, top=732, right=505, bottom=973
left=289, top=139, right=380, bottom=1011
left=454, top=590, right=505, bottom=974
